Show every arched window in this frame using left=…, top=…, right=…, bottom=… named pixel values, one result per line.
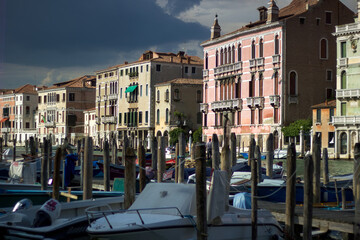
left=157, top=90, right=160, bottom=101
left=156, top=109, right=160, bottom=124
left=259, top=73, right=263, bottom=97
left=205, top=53, right=208, bottom=69
left=289, top=71, right=297, bottom=96
left=197, top=90, right=202, bottom=103
left=228, top=46, right=231, bottom=64
left=238, top=44, right=242, bottom=62
left=224, top=48, right=228, bottom=64
left=165, top=108, right=169, bottom=123
left=275, top=35, right=279, bottom=54
left=251, top=40, right=256, bottom=59
left=249, top=75, right=255, bottom=97
left=340, top=132, right=347, bottom=154
left=165, top=89, right=169, bottom=101
left=274, top=72, right=279, bottom=95
left=320, top=38, right=328, bottom=59
left=216, top=51, right=219, bottom=67
left=232, top=46, right=235, bottom=63
left=220, top=49, right=223, bottom=65
left=174, top=89, right=180, bottom=100
left=259, top=39, right=264, bottom=58
left=341, top=71, right=346, bottom=89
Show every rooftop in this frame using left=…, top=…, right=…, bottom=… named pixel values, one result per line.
left=311, top=100, right=336, bottom=109
left=155, top=78, right=203, bottom=87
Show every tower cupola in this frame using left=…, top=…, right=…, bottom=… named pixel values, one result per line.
left=210, top=14, right=221, bottom=40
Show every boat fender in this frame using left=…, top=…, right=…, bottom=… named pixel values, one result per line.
left=32, top=199, right=61, bottom=227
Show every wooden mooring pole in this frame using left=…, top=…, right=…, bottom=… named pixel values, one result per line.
left=12, top=137, right=16, bottom=162
left=178, top=132, right=185, bottom=183
left=175, top=143, right=179, bottom=183
left=322, top=148, right=329, bottom=185
left=313, top=135, right=321, bottom=203
left=41, top=138, right=48, bottom=190
left=266, top=133, right=274, bottom=178
left=285, top=143, right=296, bottom=240
left=195, top=143, right=207, bottom=240
left=0, top=137, right=2, bottom=162
left=52, top=147, right=62, bottom=200
left=151, top=136, right=157, bottom=171
left=251, top=154, right=258, bottom=240
left=255, top=145, right=262, bottom=183
left=303, top=155, right=313, bottom=240
left=103, top=139, right=110, bottom=192
left=230, top=133, right=236, bottom=167
left=248, top=137, right=255, bottom=166
left=124, top=147, right=136, bottom=209
left=30, top=136, right=36, bottom=157
left=354, top=143, right=360, bottom=239
left=83, top=137, right=93, bottom=200
left=138, top=141, right=146, bottom=192
left=157, top=136, right=165, bottom=183
left=212, top=134, right=220, bottom=170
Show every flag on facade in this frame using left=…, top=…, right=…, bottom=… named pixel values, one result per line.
left=41, top=115, right=46, bottom=123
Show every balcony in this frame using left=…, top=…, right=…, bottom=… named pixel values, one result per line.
left=335, top=22, right=360, bottom=33
left=254, top=97, right=265, bottom=108
left=102, top=115, right=117, bottom=124
left=129, top=72, right=139, bottom=79
left=338, top=58, right=348, bottom=68
left=214, top=62, right=242, bottom=76
left=200, top=103, right=208, bottom=113
left=247, top=97, right=255, bottom=108
left=103, top=95, right=108, bottom=101
left=249, top=59, right=256, bottom=68
left=45, top=121, right=56, bottom=128
left=336, top=89, right=360, bottom=99
left=96, top=95, right=101, bottom=102
left=203, top=69, right=209, bottom=77
left=333, top=116, right=360, bottom=126
left=95, top=116, right=101, bottom=125
left=269, top=95, right=280, bottom=107
left=211, top=99, right=242, bottom=112
left=108, top=94, right=118, bottom=100
left=256, top=58, right=264, bottom=67
left=272, top=55, right=280, bottom=64
left=1, top=128, right=10, bottom=133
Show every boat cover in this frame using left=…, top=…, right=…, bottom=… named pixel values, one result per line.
left=232, top=192, right=251, bottom=209
left=9, top=161, right=37, bottom=184
left=207, top=170, right=228, bottom=223
left=129, top=183, right=197, bottom=216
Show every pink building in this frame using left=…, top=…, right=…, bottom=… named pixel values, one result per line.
left=201, top=0, right=353, bottom=151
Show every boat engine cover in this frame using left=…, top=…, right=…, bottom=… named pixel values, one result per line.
left=33, top=199, right=61, bottom=227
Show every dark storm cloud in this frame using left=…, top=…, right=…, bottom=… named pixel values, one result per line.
left=3, top=0, right=208, bottom=68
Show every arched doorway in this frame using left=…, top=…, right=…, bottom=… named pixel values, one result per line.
left=351, top=131, right=357, bottom=155
left=163, top=131, right=169, bottom=147
left=340, top=132, right=347, bottom=154
left=156, top=131, right=162, bottom=137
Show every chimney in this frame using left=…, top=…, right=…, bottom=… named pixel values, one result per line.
left=177, top=51, right=185, bottom=57
left=187, top=57, right=191, bottom=64
left=210, top=14, right=221, bottom=40
left=124, top=61, right=128, bottom=64
left=267, top=0, right=279, bottom=24
left=258, top=6, right=268, bottom=21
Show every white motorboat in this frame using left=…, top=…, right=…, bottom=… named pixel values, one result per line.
left=0, top=196, right=124, bottom=239
left=87, top=171, right=283, bottom=240
left=274, top=149, right=287, bottom=159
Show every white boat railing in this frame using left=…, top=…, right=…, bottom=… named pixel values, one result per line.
left=86, top=206, right=185, bottom=228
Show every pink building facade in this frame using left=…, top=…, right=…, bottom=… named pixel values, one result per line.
left=201, top=0, right=354, bottom=151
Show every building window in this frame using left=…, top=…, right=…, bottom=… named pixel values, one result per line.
left=197, top=112, right=202, bottom=124
left=139, top=111, right=142, bottom=124
left=341, top=42, right=347, bottom=58
left=238, top=44, right=242, bottom=61
left=197, top=90, right=202, bottom=103
left=69, top=93, right=75, bottom=101
left=26, top=122, right=30, bottom=129
left=320, top=38, right=328, bottom=59
left=328, top=132, right=334, bottom=148
left=289, top=71, right=297, bottom=96
left=259, top=39, right=264, bottom=58
left=316, top=18, right=320, bottom=25
left=326, top=88, right=333, bottom=99
left=232, top=46, right=235, bottom=63
left=140, top=85, right=142, bottom=97
left=204, top=113, right=207, bottom=127
left=156, top=109, right=160, bottom=124
left=341, top=102, right=346, bottom=116
left=165, top=89, right=169, bottom=102
left=326, top=70, right=332, bottom=81
left=26, top=96, right=30, bottom=101
left=174, top=89, right=180, bottom=100
left=185, top=66, right=188, bottom=73
left=299, top=17, right=305, bottom=24
left=237, top=111, right=241, bottom=125
left=44, top=96, right=47, bottom=103
left=251, top=109, right=255, bottom=124
left=165, top=108, right=169, bottom=123
left=156, top=64, right=161, bottom=72
left=340, top=132, right=347, bottom=154
left=38, top=96, right=41, bottom=103
left=120, top=88, right=122, bottom=98
left=205, top=53, right=208, bottom=69
left=316, top=109, right=321, bottom=123
left=325, top=12, right=332, bottom=24
left=157, top=90, right=160, bottom=102
left=251, top=40, right=256, bottom=59
left=275, top=35, right=279, bottom=54
left=329, top=108, right=334, bottom=122
left=216, top=51, right=219, bottom=67
left=145, top=111, right=148, bottom=124
left=26, top=106, right=30, bottom=115
left=192, top=67, right=196, bottom=74
left=249, top=75, right=255, bottom=97
left=119, top=113, right=122, bottom=125
left=258, top=109, right=263, bottom=124
left=259, top=73, right=263, bottom=97
left=341, top=71, right=346, bottom=89
left=63, top=93, right=65, bottom=102
left=124, top=113, right=127, bottom=124
left=146, top=84, right=148, bottom=96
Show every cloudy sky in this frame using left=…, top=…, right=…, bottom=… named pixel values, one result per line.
left=0, top=0, right=357, bottom=89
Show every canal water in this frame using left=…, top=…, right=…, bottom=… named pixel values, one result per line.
left=273, top=158, right=354, bottom=178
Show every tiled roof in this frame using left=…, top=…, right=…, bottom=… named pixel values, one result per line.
left=311, top=100, right=336, bottom=109
left=97, top=51, right=203, bottom=73
left=46, top=75, right=96, bottom=90
left=202, top=0, right=340, bottom=44
left=14, top=84, right=38, bottom=94
left=155, top=78, right=203, bottom=87
left=84, top=107, right=96, bottom=112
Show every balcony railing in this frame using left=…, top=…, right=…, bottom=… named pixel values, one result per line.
left=272, top=55, right=280, bottom=64
left=249, top=59, right=256, bottom=68
left=103, top=95, right=108, bottom=101
left=338, top=58, right=348, bottom=68
left=336, top=89, right=360, bottom=99
left=200, top=103, right=208, bottom=113
left=96, top=95, right=101, bottom=102
left=102, top=115, right=117, bottom=124
left=211, top=98, right=242, bottom=112
left=203, top=69, right=209, bottom=77
left=336, top=22, right=360, bottom=33
left=108, top=94, right=118, bottom=100
left=254, top=97, right=264, bottom=108
left=247, top=97, right=255, bottom=108
left=45, top=121, right=56, bottom=128
left=269, top=95, right=280, bottom=107
left=1, top=128, right=10, bottom=133
left=256, top=58, right=264, bottom=67
left=333, top=116, right=360, bottom=125
left=214, top=62, right=242, bottom=76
